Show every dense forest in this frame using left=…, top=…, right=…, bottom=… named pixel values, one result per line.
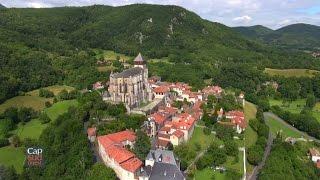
left=1, top=4, right=320, bottom=104
left=259, top=138, right=320, bottom=179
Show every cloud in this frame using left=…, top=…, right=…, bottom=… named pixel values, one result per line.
left=278, top=19, right=292, bottom=26
left=233, top=15, right=252, bottom=23
left=1, top=0, right=320, bottom=29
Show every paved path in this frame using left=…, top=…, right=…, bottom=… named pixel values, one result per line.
left=248, top=131, right=273, bottom=180
left=264, top=112, right=320, bottom=143
left=184, top=148, right=208, bottom=173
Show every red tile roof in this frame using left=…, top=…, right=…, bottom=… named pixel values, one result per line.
left=150, top=113, right=167, bottom=125
left=226, top=111, right=245, bottom=118
left=154, top=86, right=170, bottom=93
left=161, top=106, right=178, bottom=115
left=202, top=86, right=222, bottom=95
left=108, top=145, right=135, bottom=164
left=173, top=130, right=184, bottom=138
left=157, top=139, right=170, bottom=148
left=121, top=157, right=143, bottom=172
left=158, top=133, right=170, bottom=139
left=105, top=130, right=136, bottom=143
left=159, top=126, right=171, bottom=133
left=97, top=130, right=142, bottom=173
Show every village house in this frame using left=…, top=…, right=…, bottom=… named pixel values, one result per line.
left=87, top=127, right=97, bottom=143
left=153, top=85, right=170, bottom=99
left=156, top=112, right=197, bottom=147
left=309, top=148, right=320, bottom=163
left=225, top=110, right=247, bottom=134
left=144, top=149, right=185, bottom=180
left=92, top=81, right=105, bottom=90
left=202, top=85, right=223, bottom=99
left=97, top=130, right=143, bottom=180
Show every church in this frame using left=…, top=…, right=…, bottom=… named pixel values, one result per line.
left=108, top=53, right=153, bottom=110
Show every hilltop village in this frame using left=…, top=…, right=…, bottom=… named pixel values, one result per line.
left=88, top=54, right=247, bottom=180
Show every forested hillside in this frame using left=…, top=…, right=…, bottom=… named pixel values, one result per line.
left=233, top=25, right=273, bottom=39
left=234, top=23, right=320, bottom=51
left=0, top=4, right=319, bottom=103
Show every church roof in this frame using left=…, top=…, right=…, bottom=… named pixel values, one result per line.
left=134, top=53, right=145, bottom=62
left=111, top=67, right=143, bottom=78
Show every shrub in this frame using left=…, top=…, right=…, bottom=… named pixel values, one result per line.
left=203, top=127, right=211, bottom=135
left=39, top=88, right=54, bottom=98
left=0, top=138, right=9, bottom=147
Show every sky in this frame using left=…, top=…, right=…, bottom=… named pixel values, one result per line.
left=1, top=0, right=320, bottom=29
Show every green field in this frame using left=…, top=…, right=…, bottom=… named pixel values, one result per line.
left=193, top=151, right=244, bottom=180
left=0, top=146, right=25, bottom=173
left=97, top=65, right=116, bottom=72
left=269, top=99, right=305, bottom=114
left=0, top=96, right=48, bottom=113
left=94, top=50, right=131, bottom=62
left=45, top=100, right=78, bottom=121
left=244, top=101, right=258, bottom=147
left=26, top=85, right=75, bottom=96
left=11, top=119, right=48, bottom=140
left=265, top=117, right=306, bottom=138
left=313, top=102, right=320, bottom=122
left=0, top=85, right=76, bottom=114
left=8, top=100, right=78, bottom=141
left=194, top=168, right=226, bottom=180
left=188, top=127, right=219, bottom=152
left=0, top=99, right=79, bottom=173
left=264, top=68, right=319, bottom=77
left=269, top=99, right=320, bottom=122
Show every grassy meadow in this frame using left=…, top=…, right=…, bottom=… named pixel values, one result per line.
left=264, top=68, right=319, bottom=77
left=0, top=86, right=78, bottom=173
left=0, top=146, right=25, bottom=173
left=244, top=101, right=258, bottom=147
left=26, top=85, right=74, bottom=96
left=265, top=117, right=306, bottom=138
left=269, top=99, right=320, bottom=122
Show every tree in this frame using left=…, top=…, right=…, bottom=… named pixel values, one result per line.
left=86, top=163, right=116, bottom=180
left=224, top=140, right=238, bottom=156
left=133, top=130, right=151, bottom=160
left=11, top=135, right=21, bottom=147
left=306, top=94, right=316, bottom=108
left=247, top=145, right=263, bottom=165
left=39, top=88, right=54, bottom=98
left=17, top=107, right=35, bottom=123
left=3, top=107, right=19, bottom=123
left=45, top=101, right=52, bottom=108
left=0, top=165, right=18, bottom=180
left=0, top=138, right=9, bottom=147
left=0, top=118, right=15, bottom=137
left=39, top=112, right=51, bottom=124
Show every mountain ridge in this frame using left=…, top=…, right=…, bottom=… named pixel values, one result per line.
left=233, top=23, right=320, bottom=50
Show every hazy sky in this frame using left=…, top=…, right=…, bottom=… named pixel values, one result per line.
left=1, top=0, right=320, bottom=29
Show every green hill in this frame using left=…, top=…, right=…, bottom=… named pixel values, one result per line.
left=234, top=23, right=320, bottom=51
left=233, top=25, right=273, bottom=39
left=0, top=4, right=5, bottom=8
left=1, top=4, right=319, bottom=103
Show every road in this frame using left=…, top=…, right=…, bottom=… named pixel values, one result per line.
left=264, top=112, right=320, bottom=143
left=248, top=131, right=273, bottom=180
